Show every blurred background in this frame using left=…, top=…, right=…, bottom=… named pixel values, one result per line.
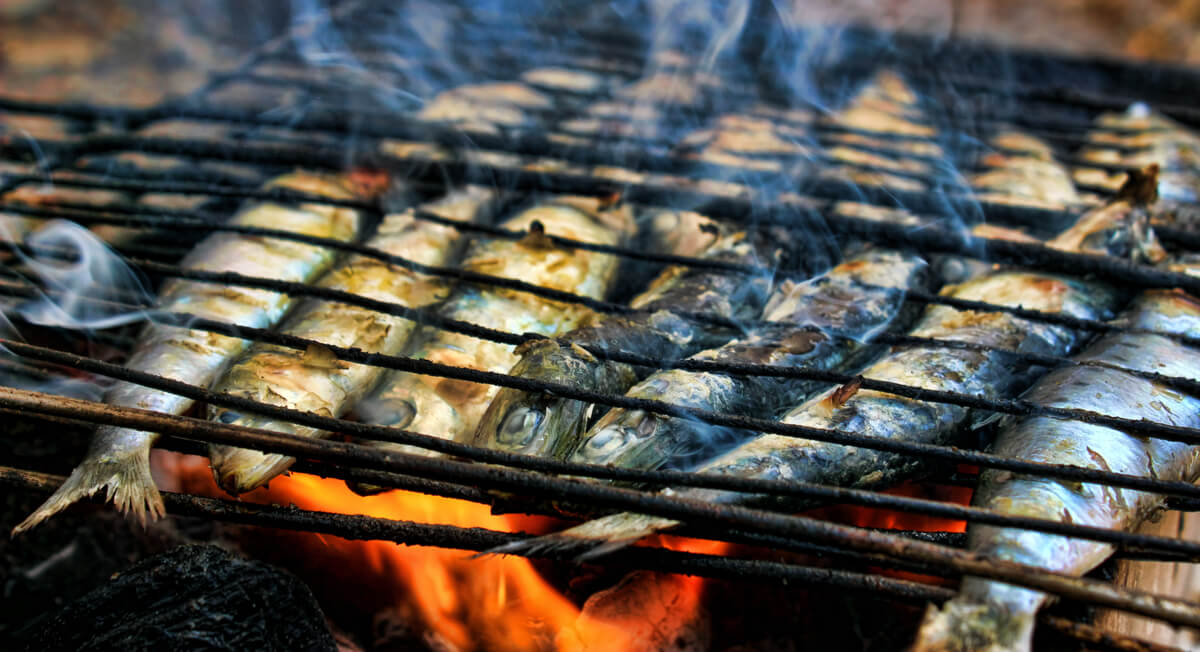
left=2, top=0, right=1199, bottom=107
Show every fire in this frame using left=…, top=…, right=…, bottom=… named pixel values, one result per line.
left=171, top=453, right=716, bottom=652
left=806, top=479, right=975, bottom=586
left=808, top=480, right=974, bottom=534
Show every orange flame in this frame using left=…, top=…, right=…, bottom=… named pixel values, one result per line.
left=808, top=481, right=973, bottom=533
left=806, top=479, right=975, bottom=586
left=170, top=453, right=715, bottom=651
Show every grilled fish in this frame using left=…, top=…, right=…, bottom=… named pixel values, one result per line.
left=472, top=102, right=824, bottom=461
left=911, top=280, right=1200, bottom=652
left=470, top=225, right=781, bottom=460
left=562, top=127, right=1072, bottom=474
left=970, top=131, right=1082, bottom=211
left=490, top=169, right=1161, bottom=557
left=206, top=186, right=496, bottom=494
left=13, top=172, right=371, bottom=533
left=1074, top=104, right=1200, bottom=202
left=350, top=197, right=635, bottom=473
left=821, top=70, right=944, bottom=192
left=566, top=248, right=931, bottom=474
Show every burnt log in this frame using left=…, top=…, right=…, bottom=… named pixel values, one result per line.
left=19, top=544, right=336, bottom=652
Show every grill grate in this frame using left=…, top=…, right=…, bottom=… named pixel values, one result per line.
left=3, top=1, right=1200, bottom=649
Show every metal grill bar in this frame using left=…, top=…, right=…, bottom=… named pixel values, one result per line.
left=8, top=235, right=1200, bottom=453
left=6, top=7, right=1200, bottom=643
left=0, top=464, right=1184, bottom=652
left=2, top=386, right=1199, bottom=631
left=8, top=165, right=1199, bottom=311
left=6, top=335, right=1200, bottom=563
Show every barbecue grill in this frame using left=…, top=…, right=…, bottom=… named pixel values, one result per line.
left=3, top=2, right=1200, bottom=650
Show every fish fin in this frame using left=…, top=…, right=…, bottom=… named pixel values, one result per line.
left=13, top=435, right=164, bottom=536
left=481, top=512, right=680, bottom=560
left=910, top=597, right=1036, bottom=652
left=209, top=446, right=295, bottom=495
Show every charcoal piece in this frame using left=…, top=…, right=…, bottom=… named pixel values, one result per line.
left=18, top=544, right=336, bottom=652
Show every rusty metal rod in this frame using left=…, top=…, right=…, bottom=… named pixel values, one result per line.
left=11, top=195, right=1200, bottom=356
left=3, top=387, right=1200, bottom=629
left=8, top=335, right=1200, bottom=549
left=1, top=462, right=1182, bottom=652
left=0, top=463, right=951, bottom=602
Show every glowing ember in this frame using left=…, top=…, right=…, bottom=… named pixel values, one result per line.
left=809, top=481, right=973, bottom=533
left=171, top=453, right=715, bottom=651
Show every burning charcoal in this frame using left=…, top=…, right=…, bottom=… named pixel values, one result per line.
left=557, top=571, right=712, bottom=652
left=18, top=545, right=336, bottom=652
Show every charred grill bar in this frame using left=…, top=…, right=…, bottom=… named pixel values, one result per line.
left=3, top=2, right=1200, bottom=650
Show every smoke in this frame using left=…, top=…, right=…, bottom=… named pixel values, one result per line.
left=13, top=220, right=152, bottom=331
left=0, top=220, right=149, bottom=400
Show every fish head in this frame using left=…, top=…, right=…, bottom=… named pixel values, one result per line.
left=357, top=376, right=463, bottom=447
left=471, top=340, right=601, bottom=458
left=569, top=408, right=668, bottom=470
left=473, top=389, right=586, bottom=459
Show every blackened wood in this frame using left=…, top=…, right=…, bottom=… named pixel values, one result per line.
left=19, top=545, right=336, bottom=652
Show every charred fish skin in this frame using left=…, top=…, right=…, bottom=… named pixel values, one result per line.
left=564, top=123, right=1073, bottom=474
left=666, top=182, right=1162, bottom=504
left=470, top=227, right=784, bottom=460
left=13, top=172, right=370, bottom=533
left=352, top=197, right=635, bottom=470
left=691, top=269, right=1122, bottom=499
left=487, top=171, right=1162, bottom=558
left=912, top=287, right=1200, bottom=652
left=568, top=248, right=932, bottom=473
left=1075, top=105, right=1200, bottom=202
left=206, top=186, right=496, bottom=495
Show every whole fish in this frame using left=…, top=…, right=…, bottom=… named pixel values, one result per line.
left=821, top=70, right=945, bottom=193
left=14, top=172, right=371, bottom=533
left=1074, top=104, right=1200, bottom=202
left=970, top=131, right=1082, bottom=211
left=566, top=247, right=931, bottom=473
left=561, top=128, right=1071, bottom=474
left=470, top=225, right=782, bottom=460
left=472, top=103, right=823, bottom=461
left=911, top=282, right=1200, bottom=652
left=207, top=186, right=496, bottom=495
left=911, top=121, right=1200, bottom=652
left=491, top=169, right=1161, bottom=557
left=350, top=197, right=635, bottom=475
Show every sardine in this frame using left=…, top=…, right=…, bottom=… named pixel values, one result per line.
left=13, top=172, right=371, bottom=533
left=911, top=124, right=1200, bottom=652
left=417, top=81, right=553, bottom=135
left=821, top=71, right=945, bottom=192
left=490, top=169, right=1161, bottom=557
left=566, top=247, right=931, bottom=473
left=350, top=197, right=635, bottom=472
left=911, top=282, right=1200, bottom=652
left=472, top=103, right=822, bottom=461
left=470, top=225, right=782, bottom=460
left=1074, top=104, right=1200, bottom=202
left=561, top=127, right=1070, bottom=475
left=970, top=131, right=1082, bottom=211
left=206, top=186, right=496, bottom=495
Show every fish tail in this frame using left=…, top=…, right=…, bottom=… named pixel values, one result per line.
left=484, top=512, right=680, bottom=560
left=910, top=597, right=1035, bottom=652
left=13, top=427, right=163, bottom=536
left=209, top=445, right=296, bottom=495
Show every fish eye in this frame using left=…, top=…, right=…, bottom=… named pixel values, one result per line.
left=634, top=414, right=658, bottom=438
left=382, top=400, right=416, bottom=429
left=581, top=425, right=627, bottom=456
left=217, top=411, right=241, bottom=424
left=496, top=406, right=545, bottom=446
